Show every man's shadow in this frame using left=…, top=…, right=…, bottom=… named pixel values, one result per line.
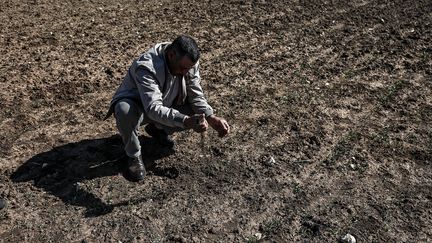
left=10, top=134, right=178, bottom=217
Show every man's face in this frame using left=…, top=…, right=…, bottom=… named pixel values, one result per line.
left=167, top=51, right=196, bottom=76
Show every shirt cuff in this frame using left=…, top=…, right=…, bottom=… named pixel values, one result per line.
left=175, top=113, right=187, bottom=128
left=203, top=108, right=214, bottom=117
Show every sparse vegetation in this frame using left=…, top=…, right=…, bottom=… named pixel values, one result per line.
left=379, top=79, right=409, bottom=106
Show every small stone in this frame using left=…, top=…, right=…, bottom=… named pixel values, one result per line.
left=340, top=233, right=356, bottom=243
left=170, top=235, right=185, bottom=243
left=268, top=156, right=276, bottom=165
left=350, top=164, right=356, bottom=169
left=263, top=156, right=276, bottom=166
left=0, top=198, right=6, bottom=210
left=254, top=232, right=262, bottom=240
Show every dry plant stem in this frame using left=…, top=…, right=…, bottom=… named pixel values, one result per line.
left=200, top=132, right=206, bottom=155
left=89, top=157, right=123, bottom=169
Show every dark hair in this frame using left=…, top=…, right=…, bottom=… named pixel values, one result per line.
left=167, top=35, right=200, bottom=63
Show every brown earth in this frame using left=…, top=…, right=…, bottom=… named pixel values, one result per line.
left=1, top=0, right=431, bottom=242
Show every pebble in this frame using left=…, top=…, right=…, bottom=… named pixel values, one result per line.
left=254, top=233, right=262, bottom=240
left=170, top=235, right=186, bottom=243
left=0, top=198, right=6, bottom=210
left=340, top=233, right=356, bottom=243
left=263, top=156, right=276, bottom=166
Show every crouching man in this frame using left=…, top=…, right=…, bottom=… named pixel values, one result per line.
left=105, top=35, right=230, bottom=181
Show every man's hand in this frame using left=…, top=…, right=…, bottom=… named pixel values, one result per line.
left=206, top=115, right=230, bottom=137
left=184, top=114, right=208, bottom=133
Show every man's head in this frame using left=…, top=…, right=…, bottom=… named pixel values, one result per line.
left=166, top=35, right=200, bottom=76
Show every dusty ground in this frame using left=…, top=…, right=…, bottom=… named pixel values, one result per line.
left=1, top=0, right=431, bottom=242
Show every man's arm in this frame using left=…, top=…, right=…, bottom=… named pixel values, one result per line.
left=186, top=62, right=230, bottom=137
left=186, top=62, right=214, bottom=117
left=135, top=67, right=186, bottom=128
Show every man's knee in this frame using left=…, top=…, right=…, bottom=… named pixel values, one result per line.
left=114, top=100, right=132, bottom=119
left=114, top=99, right=143, bottom=126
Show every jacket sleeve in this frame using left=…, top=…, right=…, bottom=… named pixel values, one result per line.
left=135, top=67, right=186, bottom=128
left=186, top=62, right=214, bottom=117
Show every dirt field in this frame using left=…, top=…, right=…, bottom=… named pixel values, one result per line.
left=1, top=0, right=431, bottom=242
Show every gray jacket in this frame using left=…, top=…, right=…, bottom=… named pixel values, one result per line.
left=105, top=42, right=214, bottom=128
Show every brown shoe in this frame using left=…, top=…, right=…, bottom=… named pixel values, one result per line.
left=127, top=156, right=146, bottom=181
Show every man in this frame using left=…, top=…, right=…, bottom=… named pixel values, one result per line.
left=105, top=35, right=230, bottom=181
